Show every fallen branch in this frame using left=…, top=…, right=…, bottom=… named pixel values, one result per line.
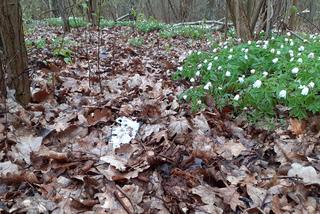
left=173, top=19, right=232, bottom=27
left=116, top=13, right=130, bottom=21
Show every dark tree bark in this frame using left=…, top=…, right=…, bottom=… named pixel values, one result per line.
left=53, top=0, right=70, bottom=32
left=226, top=0, right=268, bottom=42
left=87, top=0, right=97, bottom=26
left=0, top=0, right=30, bottom=105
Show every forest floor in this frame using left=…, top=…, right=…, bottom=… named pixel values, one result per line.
left=0, top=26, right=320, bottom=213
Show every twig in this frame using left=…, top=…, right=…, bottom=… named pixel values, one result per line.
left=288, top=30, right=305, bottom=41
left=113, top=185, right=135, bottom=214
left=116, top=13, right=130, bottom=21
left=173, top=19, right=232, bottom=27
left=260, top=175, right=302, bottom=180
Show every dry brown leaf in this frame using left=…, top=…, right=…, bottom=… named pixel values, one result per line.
left=86, top=108, right=112, bottom=126
left=246, top=184, right=267, bottom=208
left=216, top=140, right=246, bottom=160
left=289, top=118, right=306, bottom=135
left=214, top=186, right=243, bottom=211
left=168, top=117, right=190, bottom=138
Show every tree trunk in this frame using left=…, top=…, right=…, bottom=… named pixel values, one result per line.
left=0, top=0, right=30, bottom=105
left=50, top=0, right=60, bottom=17
left=56, top=0, right=70, bottom=32
left=87, top=0, right=97, bottom=26
left=226, top=0, right=253, bottom=42
left=288, top=0, right=298, bottom=30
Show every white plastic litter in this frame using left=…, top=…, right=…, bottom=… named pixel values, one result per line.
left=110, top=117, right=140, bottom=149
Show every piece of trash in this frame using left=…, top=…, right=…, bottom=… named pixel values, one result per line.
left=110, top=117, right=140, bottom=149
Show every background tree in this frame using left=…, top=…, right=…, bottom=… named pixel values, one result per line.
left=0, top=0, right=30, bottom=105
left=226, top=0, right=266, bottom=42
left=87, top=0, right=97, bottom=26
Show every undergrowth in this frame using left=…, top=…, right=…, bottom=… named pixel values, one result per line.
left=175, top=33, right=320, bottom=121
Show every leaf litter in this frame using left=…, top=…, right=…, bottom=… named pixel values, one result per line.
left=0, top=25, right=319, bottom=213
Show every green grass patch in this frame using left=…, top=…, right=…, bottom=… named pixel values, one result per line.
left=160, top=25, right=210, bottom=39
left=46, top=17, right=88, bottom=28
left=175, top=33, right=320, bottom=121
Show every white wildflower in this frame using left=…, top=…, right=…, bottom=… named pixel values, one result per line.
left=197, top=64, right=203, bottom=69
left=244, top=55, right=248, bottom=60
left=285, top=38, right=289, bottom=42
left=228, top=55, right=233, bottom=60
left=190, top=78, right=195, bottom=82
left=298, top=46, right=305, bottom=52
left=248, top=40, right=252, bottom=45
left=272, top=58, right=279, bottom=64
left=253, top=80, right=262, bottom=88
left=177, top=66, right=183, bottom=71
left=197, top=51, right=202, bottom=55
left=218, top=66, right=222, bottom=70
left=213, top=48, right=217, bottom=53
left=207, top=62, right=212, bottom=70
left=225, top=71, right=231, bottom=77
left=277, top=50, right=281, bottom=55
left=234, top=94, right=240, bottom=101
left=308, top=52, right=315, bottom=59
left=270, top=48, right=275, bottom=54
left=195, top=71, right=200, bottom=76
left=280, top=45, right=284, bottom=49
left=230, top=48, right=233, bottom=53
left=291, top=67, right=299, bottom=74
left=204, top=82, right=212, bottom=90
left=290, top=58, right=294, bottom=62
left=250, top=69, right=256, bottom=74
left=287, top=32, right=291, bottom=37
left=204, top=59, right=208, bottom=63
left=263, top=71, right=268, bottom=77
left=214, top=56, right=219, bottom=60
left=238, top=77, right=245, bottom=84
left=297, top=58, right=303, bottom=63
left=301, top=86, right=309, bottom=96
left=197, top=100, right=202, bottom=104
left=308, top=82, right=315, bottom=88
left=183, top=95, right=188, bottom=100
left=279, top=90, right=287, bottom=98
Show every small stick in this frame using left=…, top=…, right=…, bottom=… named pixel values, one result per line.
left=260, top=175, right=302, bottom=180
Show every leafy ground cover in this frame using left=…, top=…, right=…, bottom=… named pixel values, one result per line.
left=176, top=32, right=320, bottom=122
left=0, top=24, right=320, bottom=213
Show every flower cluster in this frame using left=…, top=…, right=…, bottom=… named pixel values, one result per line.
left=176, top=32, right=320, bottom=119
